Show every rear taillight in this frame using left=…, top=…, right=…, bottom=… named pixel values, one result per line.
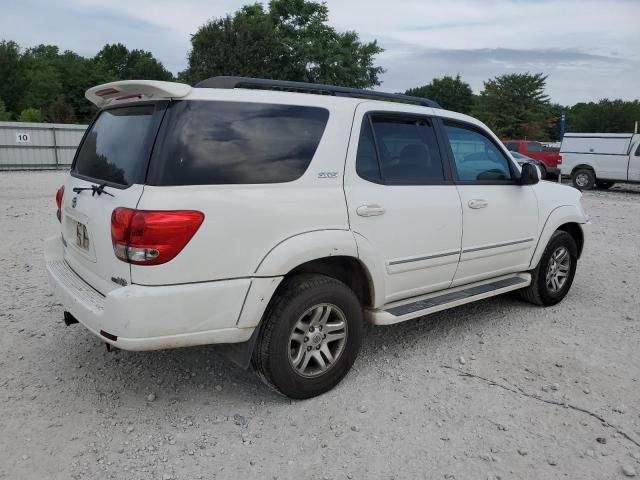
left=557, top=155, right=562, bottom=165
left=111, top=208, right=204, bottom=266
left=55, top=186, right=65, bottom=222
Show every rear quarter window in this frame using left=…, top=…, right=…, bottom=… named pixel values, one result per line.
left=148, top=101, right=330, bottom=185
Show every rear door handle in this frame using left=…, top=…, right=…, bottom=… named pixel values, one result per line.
left=356, top=204, right=386, bottom=217
left=468, top=199, right=488, bottom=209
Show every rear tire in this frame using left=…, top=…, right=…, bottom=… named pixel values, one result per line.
left=596, top=181, right=615, bottom=189
left=252, top=274, right=363, bottom=399
left=572, top=169, right=595, bottom=190
left=518, top=231, right=578, bottom=306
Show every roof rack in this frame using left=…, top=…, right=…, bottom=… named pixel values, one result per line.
left=195, top=76, right=441, bottom=109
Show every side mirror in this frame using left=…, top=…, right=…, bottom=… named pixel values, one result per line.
left=520, top=162, right=540, bottom=185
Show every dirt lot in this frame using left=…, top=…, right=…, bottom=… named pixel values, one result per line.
left=1, top=171, right=639, bottom=480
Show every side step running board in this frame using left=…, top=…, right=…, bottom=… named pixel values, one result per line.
left=366, top=273, right=531, bottom=326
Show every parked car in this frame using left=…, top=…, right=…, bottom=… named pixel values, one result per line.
left=560, top=132, right=640, bottom=189
left=45, top=77, right=589, bottom=398
left=510, top=151, right=548, bottom=179
left=504, top=140, right=562, bottom=179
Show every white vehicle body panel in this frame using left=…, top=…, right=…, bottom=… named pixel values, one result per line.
left=45, top=236, right=253, bottom=350
left=344, top=102, right=463, bottom=304
left=61, top=176, right=143, bottom=295
left=560, top=132, right=640, bottom=182
left=451, top=184, right=538, bottom=285
left=45, top=79, right=589, bottom=352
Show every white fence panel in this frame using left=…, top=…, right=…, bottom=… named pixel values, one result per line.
left=0, top=121, right=87, bottom=170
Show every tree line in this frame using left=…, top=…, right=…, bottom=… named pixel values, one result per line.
left=1, top=0, right=638, bottom=140
left=405, top=73, right=640, bottom=140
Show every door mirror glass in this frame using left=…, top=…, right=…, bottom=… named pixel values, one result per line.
left=520, top=162, right=540, bottom=185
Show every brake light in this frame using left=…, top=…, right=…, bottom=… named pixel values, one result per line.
left=111, top=208, right=204, bottom=265
left=95, top=87, right=119, bottom=97
left=55, top=186, right=65, bottom=222
left=557, top=155, right=563, bottom=165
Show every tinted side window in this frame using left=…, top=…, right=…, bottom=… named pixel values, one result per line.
left=444, top=122, right=512, bottom=182
left=635, top=143, right=640, bottom=156
left=527, top=142, right=543, bottom=152
left=149, top=101, right=329, bottom=185
left=355, top=115, right=445, bottom=184
left=355, top=119, right=382, bottom=183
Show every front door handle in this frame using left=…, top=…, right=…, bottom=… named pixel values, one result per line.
left=356, top=204, right=386, bottom=217
left=468, top=199, right=488, bottom=209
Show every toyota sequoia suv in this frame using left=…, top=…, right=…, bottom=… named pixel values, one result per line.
left=45, top=77, right=589, bottom=398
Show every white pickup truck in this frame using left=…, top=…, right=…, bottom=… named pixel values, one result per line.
left=560, top=132, right=640, bottom=189
left=45, top=77, right=589, bottom=398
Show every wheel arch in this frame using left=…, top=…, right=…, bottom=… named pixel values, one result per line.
left=529, top=205, right=588, bottom=269
left=228, top=231, right=379, bottom=370
left=571, top=163, right=595, bottom=175
left=285, top=256, right=374, bottom=308
left=237, top=230, right=381, bottom=329
left=557, top=222, right=584, bottom=258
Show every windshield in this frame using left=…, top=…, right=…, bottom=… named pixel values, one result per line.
left=73, top=103, right=166, bottom=186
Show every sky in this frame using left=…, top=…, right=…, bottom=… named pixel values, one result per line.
left=1, top=0, right=638, bottom=105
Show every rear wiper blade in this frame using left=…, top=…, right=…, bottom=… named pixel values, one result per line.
left=72, top=183, right=114, bottom=197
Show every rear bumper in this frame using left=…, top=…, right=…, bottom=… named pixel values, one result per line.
left=44, top=235, right=258, bottom=351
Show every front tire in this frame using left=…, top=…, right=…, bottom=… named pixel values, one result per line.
left=252, top=274, right=363, bottom=399
left=518, top=231, right=578, bottom=306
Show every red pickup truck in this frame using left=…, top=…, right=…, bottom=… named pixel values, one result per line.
left=503, top=140, right=561, bottom=179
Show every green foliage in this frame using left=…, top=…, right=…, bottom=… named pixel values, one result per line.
left=1, top=7, right=637, bottom=136
left=48, top=95, right=77, bottom=124
left=184, top=0, right=384, bottom=88
left=0, top=40, right=171, bottom=123
left=0, top=41, right=27, bottom=114
left=473, top=73, right=551, bottom=139
left=566, top=99, right=640, bottom=133
left=405, top=74, right=474, bottom=114
left=95, top=43, right=173, bottom=81
left=0, top=100, right=11, bottom=121
left=18, top=107, right=44, bottom=122
left=543, top=103, right=565, bottom=141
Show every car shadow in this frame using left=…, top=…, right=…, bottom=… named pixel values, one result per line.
left=57, top=293, right=537, bottom=407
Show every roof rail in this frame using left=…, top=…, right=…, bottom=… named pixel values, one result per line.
left=195, top=76, right=441, bottom=109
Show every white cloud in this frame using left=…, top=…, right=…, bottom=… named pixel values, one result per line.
left=1, top=0, right=638, bottom=104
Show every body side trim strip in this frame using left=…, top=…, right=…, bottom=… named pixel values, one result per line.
left=462, top=237, right=534, bottom=254
left=388, top=249, right=461, bottom=266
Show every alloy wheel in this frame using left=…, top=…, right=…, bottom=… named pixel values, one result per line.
left=546, top=246, right=571, bottom=293
left=288, top=303, right=348, bottom=378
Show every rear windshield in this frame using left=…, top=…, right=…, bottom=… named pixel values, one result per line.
left=147, top=101, right=329, bottom=185
left=73, top=104, right=165, bottom=186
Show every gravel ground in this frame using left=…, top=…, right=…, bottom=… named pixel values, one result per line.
left=1, top=171, right=639, bottom=480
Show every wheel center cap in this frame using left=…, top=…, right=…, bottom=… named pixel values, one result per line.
left=311, top=333, right=323, bottom=345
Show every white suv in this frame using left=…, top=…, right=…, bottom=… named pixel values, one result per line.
left=45, top=77, right=589, bottom=398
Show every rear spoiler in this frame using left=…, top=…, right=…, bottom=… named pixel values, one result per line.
left=86, top=80, right=192, bottom=107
